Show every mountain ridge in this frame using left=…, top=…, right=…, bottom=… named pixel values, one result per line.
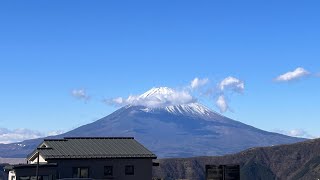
left=152, top=138, right=320, bottom=180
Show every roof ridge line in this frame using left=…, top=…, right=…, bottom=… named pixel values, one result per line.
left=43, top=139, right=68, bottom=141
left=63, top=137, right=134, bottom=139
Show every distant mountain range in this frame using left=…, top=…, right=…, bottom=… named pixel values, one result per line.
left=0, top=87, right=304, bottom=158
left=153, top=138, right=320, bottom=180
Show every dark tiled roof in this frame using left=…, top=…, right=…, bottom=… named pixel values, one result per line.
left=29, top=137, right=156, bottom=159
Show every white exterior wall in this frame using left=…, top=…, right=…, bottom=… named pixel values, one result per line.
left=8, top=170, right=16, bottom=180
left=29, top=154, right=47, bottom=164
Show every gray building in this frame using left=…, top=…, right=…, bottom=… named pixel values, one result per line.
left=5, top=137, right=157, bottom=180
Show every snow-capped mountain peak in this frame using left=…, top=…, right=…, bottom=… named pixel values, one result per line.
left=134, top=87, right=214, bottom=117
left=139, top=102, right=216, bottom=118
left=165, top=103, right=213, bottom=116
left=123, top=87, right=195, bottom=108
left=139, top=87, right=176, bottom=99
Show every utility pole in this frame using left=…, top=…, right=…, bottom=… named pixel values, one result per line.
left=36, top=151, right=39, bottom=180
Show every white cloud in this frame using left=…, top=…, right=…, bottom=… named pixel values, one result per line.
left=190, top=77, right=209, bottom=89
left=0, top=128, right=65, bottom=144
left=71, top=89, right=90, bottom=101
left=219, top=76, right=244, bottom=92
left=107, top=87, right=196, bottom=108
left=216, top=95, right=228, bottom=113
left=46, top=130, right=65, bottom=136
left=0, top=128, right=44, bottom=144
left=106, top=76, right=245, bottom=113
left=275, top=67, right=310, bottom=82
left=113, top=97, right=124, bottom=104
left=275, top=129, right=315, bottom=139
left=214, top=76, right=244, bottom=113
left=287, top=129, right=307, bottom=137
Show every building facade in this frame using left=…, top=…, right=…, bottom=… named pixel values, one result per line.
left=5, top=137, right=157, bottom=180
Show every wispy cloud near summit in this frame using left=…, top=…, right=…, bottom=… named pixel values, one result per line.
left=219, top=76, right=244, bottom=92
left=106, top=87, right=196, bottom=108
left=105, top=77, right=244, bottom=114
left=215, top=76, right=245, bottom=113
left=216, top=95, right=228, bottom=113
left=190, top=77, right=209, bottom=89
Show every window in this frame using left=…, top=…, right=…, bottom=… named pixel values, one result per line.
left=125, top=165, right=134, bottom=175
left=41, top=176, right=49, bottom=180
left=104, top=166, right=113, bottom=176
left=20, top=176, right=50, bottom=180
left=19, top=177, right=30, bottom=180
left=72, top=167, right=89, bottom=178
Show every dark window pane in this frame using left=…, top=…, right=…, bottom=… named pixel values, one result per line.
left=104, top=166, right=113, bottom=176
left=19, top=177, right=30, bottom=180
left=72, top=167, right=80, bottom=178
left=72, top=167, right=89, bottom=178
left=80, top=168, right=89, bottom=178
left=125, top=165, right=134, bottom=175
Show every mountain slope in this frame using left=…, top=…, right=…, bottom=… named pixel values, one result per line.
left=152, top=138, right=320, bottom=180
left=62, top=103, right=303, bottom=157
left=0, top=87, right=304, bottom=158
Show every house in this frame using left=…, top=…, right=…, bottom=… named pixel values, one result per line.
left=5, top=137, right=158, bottom=180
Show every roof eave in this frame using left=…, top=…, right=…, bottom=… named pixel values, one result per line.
left=45, top=156, right=157, bottom=160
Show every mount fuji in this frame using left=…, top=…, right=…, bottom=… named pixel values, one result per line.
left=0, top=87, right=304, bottom=158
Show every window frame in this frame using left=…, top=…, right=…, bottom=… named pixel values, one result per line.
left=72, top=167, right=90, bottom=178
left=125, top=165, right=134, bottom=175
left=104, top=165, right=113, bottom=176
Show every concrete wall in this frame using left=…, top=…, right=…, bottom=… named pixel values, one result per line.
left=50, top=158, right=153, bottom=180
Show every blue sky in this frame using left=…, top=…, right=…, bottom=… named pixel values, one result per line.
left=0, top=1, right=319, bottom=143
